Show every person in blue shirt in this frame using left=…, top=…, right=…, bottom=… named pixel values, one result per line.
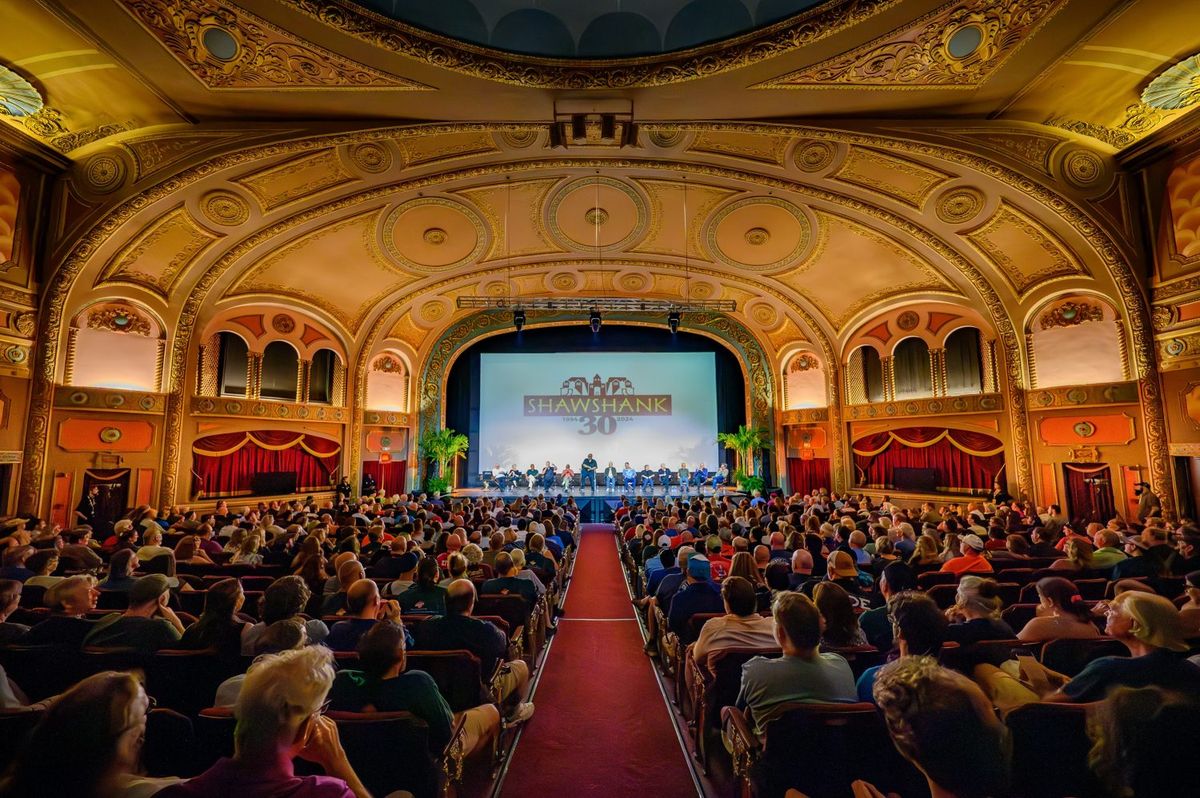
left=622, top=462, right=637, bottom=492
left=645, top=547, right=678, bottom=596
left=540, top=461, right=556, bottom=490
left=856, top=590, right=946, bottom=703
left=693, top=464, right=709, bottom=493
left=667, top=555, right=724, bottom=643
left=656, top=464, right=672, bottom=495
left=580, top=454, right=597, bottom=492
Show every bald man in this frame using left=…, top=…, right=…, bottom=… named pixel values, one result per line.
left=789, top=548, right=815, bottom=590
left=321, top=558, right=365, bottom=616
left=325, top=579, right=403, bottom=652
left=416, top=579, right=534, bottom=726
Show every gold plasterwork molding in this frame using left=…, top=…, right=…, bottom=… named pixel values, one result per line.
left=116, top=0, right=429, bottom=91
left=689, top=130, right=791, bottom=166
left=755, top=0, right=1066, bottom=90
left=234, top=148, right=359, bottom=213
left=543, top=176, right=649, bottom=254
left=831, top=146, right=951, bottom=209
left=629, top=178, right=739, bottom=260
left=97, top=205, right=219, bottom=298
left=380, top=197, right=489, bottom=274
left=454, top=178, right=564, bottom=262
left=704, top=196, right=814, bottom=273
left=22, top=120, right=1162, bottom=513
left=396, top=131, right=498, bottom=168
left=282, top=0, right=903, bottom=89
left=964, top=201, right=1085, bottom=296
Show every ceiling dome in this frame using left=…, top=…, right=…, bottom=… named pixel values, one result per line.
left=350, top=0, right=832, bottom=59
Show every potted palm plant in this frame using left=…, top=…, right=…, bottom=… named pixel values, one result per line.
left=419, top=426, right=469, bottom=497
left=717, top=424, right=773, bottom=493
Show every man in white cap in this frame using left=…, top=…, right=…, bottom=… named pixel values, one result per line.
left=939, top=533, right=993, bottom=575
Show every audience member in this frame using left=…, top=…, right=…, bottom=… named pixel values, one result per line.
left=83, top=574, right=183, bottom=652
left=1016, top=577, right=1101, bottom=642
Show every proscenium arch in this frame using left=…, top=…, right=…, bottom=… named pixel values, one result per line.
left=19, top=121, right=1159, bottom=513
left=411, top=310, right=777, bottom=489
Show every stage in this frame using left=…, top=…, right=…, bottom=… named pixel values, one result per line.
left=449, top=486, right=739, bottom=522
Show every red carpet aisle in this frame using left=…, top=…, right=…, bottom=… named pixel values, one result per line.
left=497, top=524, right=699, bottom=796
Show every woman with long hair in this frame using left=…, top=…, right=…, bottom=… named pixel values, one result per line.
left=173, top=535, right=213, bottom=565
left=908, top=534, right=942, bottom=568
left=1016, top=576, right=1100, bottom=642
left=814, top=581, right=868, bottom=648
left=0, top=671, right=181, bottom=797
left=179, top=577, right=249, bottom=655
left=1050, top=538, right=1095, bottom=573
left=728, top=550, right=763, bottom=586
left=230, top=533, right=263, bottom=566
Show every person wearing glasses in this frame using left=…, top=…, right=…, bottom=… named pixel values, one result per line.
left=158, top=645, right=371, bottom=798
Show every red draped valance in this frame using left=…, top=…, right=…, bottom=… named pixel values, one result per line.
left=851, top=427, right=1003, bottom=457
left=192, top=431, right=340, bottom=458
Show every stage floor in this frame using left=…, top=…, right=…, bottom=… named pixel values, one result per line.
left=450, top=487, right=735, bottom=500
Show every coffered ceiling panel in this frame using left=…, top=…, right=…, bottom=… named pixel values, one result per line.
left=229, top=209, right=404, bottom=332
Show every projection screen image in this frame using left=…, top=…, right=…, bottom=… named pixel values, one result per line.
left=478, top=352, right=721, bottom=472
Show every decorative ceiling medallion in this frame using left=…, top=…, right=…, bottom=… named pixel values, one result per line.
left=647, top=130, right=686, bottom=148
left=793, top=140, right=838, bottom=172
left=547, top=271, right=582, bottom=293
left=584, top=207, right=609, bottom=227
left=745, top=227, right=771, bottom=246
left=746, top=299, right=780, bottom=328
left=1061, top=150, right=1104, bottom=187
left=1151, top=306, right=1176, bottom=332
left=896, top=310, right=920, bottom=331
left=346, top=142, right=393, bottom=174
left=615, top=271, right=649, bottom=293
left=87, top=306, right=153, bottom=336
left=1166, top=339, right=1187, bottom=357
left=1040, top=301, right=1104, bottom=329
left=545, top=176, right=648, bottom=253
left=99, top=427, right=123, bottom=444
left=705, top=196, right=812, bottom=273
left=413, top=297, right=453, bottom=329
left=935, top=186, right=986, bottom=224
left=117, top=0, right=429, bottom=90
left=1142, top=53, right=1200, bottom=110
left=284, top=0, right=903, bottom=89
left=381, top=196, right=488, bottom=273
left=199, top=190, right=250, bottom=226
left=13, top=312, right=35, bottom=338
left=754, top=0, right=1067, bottom=90
left=0, top=66, right=43, bottom=117
left=1072, top=420, right=1096, bottom=438
left=82, top=153, right=127, bottom=194
left=423, top=227, right=447, bottom=245
left=499, top=130, right=539, bottom=149
left=271, top=314, right=295, bottom=334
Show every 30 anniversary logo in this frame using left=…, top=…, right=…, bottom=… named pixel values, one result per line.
left=524, top=375, right=672, bottom=435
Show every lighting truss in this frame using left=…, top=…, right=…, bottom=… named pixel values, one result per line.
left=456, top=297, right=736, bottom=313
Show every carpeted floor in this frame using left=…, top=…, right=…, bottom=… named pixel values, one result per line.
left=498, top=524, right=698, bottom=796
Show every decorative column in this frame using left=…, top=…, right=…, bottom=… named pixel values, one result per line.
left=332, top=360, right=346, bottom=406
left=881, top=356, right=895, bottom=402
left=845, top=350, right=866, bottom=404
left=196, top=335, right=219, bottom=396
left=1024, top=333, right=1039, bottom=389
left=297, top=360, right=311, bottom=403
left=62, top=326, right=80, bottom=386
left=981, top=338, right=999, bottom=394
left=1115, top=319, right=1132, bottom=380
left=247, top=352, right=263, bottom=399
left=929, top=347, right=947, bottom=396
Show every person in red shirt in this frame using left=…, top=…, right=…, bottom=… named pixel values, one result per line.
left=703, top=535, right=732, bottom=580
left=940, top=533, right=994, bottom=575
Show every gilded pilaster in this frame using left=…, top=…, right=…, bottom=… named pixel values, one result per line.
left=153, top=340, right=167, bottom=393
left=298, top=360, right=311, bottom=403
left=1115, top=319, right=1131, bottom=381
left=929, top=347, right=947, bottom=396
left=62, top=327, right=80, bottom=386
left=197, top=335, right=219, bottom=396
left=981, top=338, right=998, bottom=394
left=881, top=356, right=895, bottom=402
left=1025, top=333, right=1038, bottom=389
left=247, top=353, right=263, bottom=400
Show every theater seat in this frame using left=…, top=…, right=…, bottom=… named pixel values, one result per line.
left=144, top=708, right=201, bottom=777
left=687, top=645, right=781, bottom=770
left=406, top=649, right=490, bottom=712
left=144, top=649, right=248, bottom=717
left=1039, top=637, right=1127, bottom=677
left=327, top=710, right=452, bottom=798
left=0, top=645, right=81, bottom=701
left=722, top=702, right=924, bottom=798
left=1006, top=701, right=1105, bottom=798
left=0, top=706, right=45, bottom=770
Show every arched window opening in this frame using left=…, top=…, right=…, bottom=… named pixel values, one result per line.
left=309, top=349, right=337, bottom=405
left=945, top=327, right=984, bottom=395
left=862, top=347, right=885, bottom=404
left=894, top=338, right=932, bottom=399
left=260, top=341, right=299, bottom=401
left=70, top=305, right=163, bottom=392
left=1029, top=298, right=1125, bottom=388
left=217, top=332, right=248, bottom=397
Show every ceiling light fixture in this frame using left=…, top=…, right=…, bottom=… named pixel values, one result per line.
left=590, top=308, right=602, bottom=334
left=668, top=310, right=680, bottom=334
left=513, top=308, right=526, bottom=332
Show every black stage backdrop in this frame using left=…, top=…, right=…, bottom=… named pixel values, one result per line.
left=445, top=325, right=750, bottom=488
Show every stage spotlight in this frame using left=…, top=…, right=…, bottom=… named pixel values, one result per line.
left=513, top=308, right=526, bottom=331
left=668, top=310, right=680, bottom=334
left=589, top=308, right=602, bottom=333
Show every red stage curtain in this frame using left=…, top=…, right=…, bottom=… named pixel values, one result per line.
left=192, top=431, right=340, bottom=497
left=362, top=460, right=407, bottom=495
left=853, top=427, right=1003, bottom=491
left=787, top=457, right=830, bottom=495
